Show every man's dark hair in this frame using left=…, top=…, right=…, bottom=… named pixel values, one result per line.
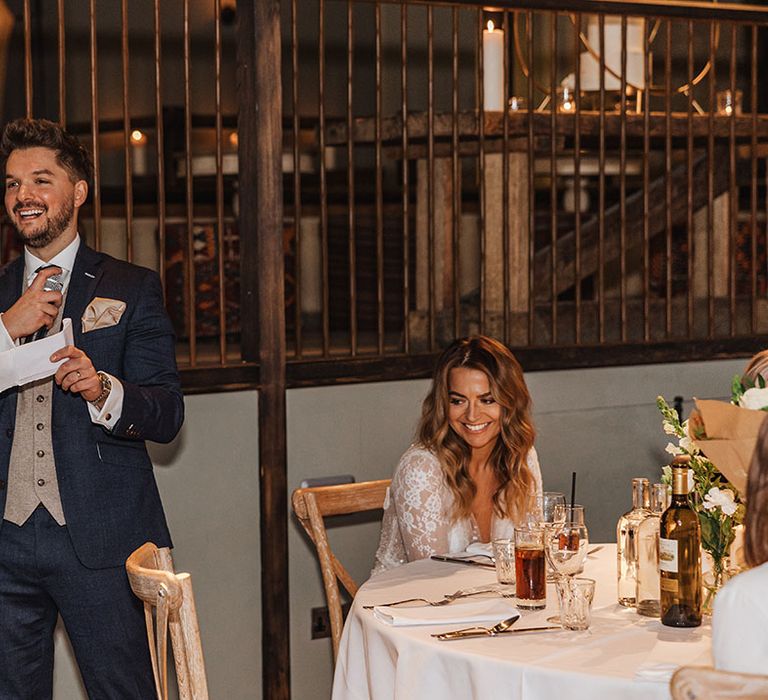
left=0, top=118, right=94, bottom=187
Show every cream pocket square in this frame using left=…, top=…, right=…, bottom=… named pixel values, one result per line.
left=81, top=297, right=127, bottom=333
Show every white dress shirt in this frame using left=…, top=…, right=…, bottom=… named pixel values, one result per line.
left=712, top=560, right=768, bottom=674
left=0, top=236, right=123, bottom=430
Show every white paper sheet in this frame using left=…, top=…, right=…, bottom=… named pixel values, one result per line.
left=0, top=318, right=74, bottom=392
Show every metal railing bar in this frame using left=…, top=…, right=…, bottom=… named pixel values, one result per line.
left=598, top=13, right=605, bottom=343
left=153, top=0, right=166, bottom=292
left=549, top=13, right=558, bottom=344
left=319, top=0, right=330, bottom=356
left=376, top=2, right=385, bottom=355
left=574, top=12, right=582, bottom=344
left=183, top=0, right=197, bottom=364
left=292, top=0, right=303, bottom=357
left=347, top=0, right=357, bottom=355
left=121, top=0, right=134, bottom=264
left=619, top=14, right=627, bottom=342
left=214, top=0, right=227, bottom=363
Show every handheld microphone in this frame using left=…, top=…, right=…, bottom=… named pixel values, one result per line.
left=25, top=273, right=64, bottom=344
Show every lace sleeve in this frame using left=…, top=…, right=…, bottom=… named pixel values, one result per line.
left=527, top=447, right=543, bottom=498
left=389, top=447, right=455, bottom=561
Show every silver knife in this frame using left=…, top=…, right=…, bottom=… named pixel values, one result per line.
left=432, top=626, right=561, bottom=640
left=430, top=555, right=496, bottom=569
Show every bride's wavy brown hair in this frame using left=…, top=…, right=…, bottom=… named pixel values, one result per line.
left=417, top=336, right=537, bottom=523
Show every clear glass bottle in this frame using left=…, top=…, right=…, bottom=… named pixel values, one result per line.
left=660, top=459, right=702, bottom=627
left=616, top=477, right=651, bottom=607
left=635, top=483, right=669, bottom=617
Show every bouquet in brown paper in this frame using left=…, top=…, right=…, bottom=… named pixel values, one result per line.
left=657, top=396, right=747, bottom=596
left=688, top=399, right=765, bottom=498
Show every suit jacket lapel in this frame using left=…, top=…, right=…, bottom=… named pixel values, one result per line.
left=64, top=243, right=103, bottom=345
left=0, top=255, right=24, bottom=310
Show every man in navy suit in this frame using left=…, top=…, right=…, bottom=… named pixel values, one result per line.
left=0, top=118, right=183, bottom=697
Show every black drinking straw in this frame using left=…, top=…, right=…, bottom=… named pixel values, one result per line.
left=570, top=471, right=577, bottom=511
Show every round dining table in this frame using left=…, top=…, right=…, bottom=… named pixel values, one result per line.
left=332, top=545, right=713, bottom=700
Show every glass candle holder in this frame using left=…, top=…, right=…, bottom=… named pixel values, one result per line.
left=716, top=89, right=742, bottom=116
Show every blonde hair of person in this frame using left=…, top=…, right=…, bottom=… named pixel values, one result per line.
left=417, top=335, right=537, bottom=524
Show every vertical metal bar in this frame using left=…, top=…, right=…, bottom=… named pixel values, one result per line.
left=153, top=0, right=166, bottom=291
left=452, top=6, right=460, bottom=340
left=642, top=18, right=650, bottom=341
left=427, top=5, right=435, bottom=348
left=57, top=0, right=66, bottom=126
left=728, top=22, right=737, bottom=336
left=375, top=3, right=384, bottom=355
left=400, top=3, right=410, bottom=354
left=183, top=0, right=196, bottom=364
left=598, top=14, right=606, bottom=343
left=23, top=0, right=32, bottom=117
left=477, top=7, right=486, bottom=336
left=751, top=24, right=758, bottom=334
left=346, top=1, right=356, bottom=355
left=573, top=12, right=582, bottom=344
left=214, top=0, right=227, bottom=363
left=526, top=11, right=535, bottom=344
left=291, top=0, right=303, bottom=357
left=121, top=0, right=134, bottom=264
left=502, top=9, right=510, bottom=343
left=89, top=0, right=101, bottom=250
left=318, top=0, right=330, bottom=356
left=619, top=16, right=627, bottom=342
left=686, top=21, right=694, bottom=338
left=707, top=22, right=716, bottom=338
left=549, top=13, right=557, bottom=344
left=665, top=21, right=672, bottom=337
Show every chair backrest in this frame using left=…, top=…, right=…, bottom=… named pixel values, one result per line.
left=670, top=665, right=768, bottom=699
left=291, top=479, right=390, bottom=661
left=125, top=543, right=210, bottom=700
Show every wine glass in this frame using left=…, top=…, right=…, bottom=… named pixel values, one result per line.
left=533, top=492, right=566, bottom=528
left=545, top=520, right=589, bottom=578
left=545, top=519, right=589, bottom=624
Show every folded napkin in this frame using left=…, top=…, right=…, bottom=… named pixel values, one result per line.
left=373, top=598, right=518, bottom=627
left=465, top=542, right=494, bottom=558
left=81, top=297, right=127, bottom=333
left=633, top=662, right=680, bottom=683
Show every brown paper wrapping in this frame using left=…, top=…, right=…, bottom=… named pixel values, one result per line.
left=690, top=399, right=767, bottom=497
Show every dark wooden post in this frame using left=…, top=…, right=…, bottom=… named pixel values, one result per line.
left=236, top=1, right=290, bottom=698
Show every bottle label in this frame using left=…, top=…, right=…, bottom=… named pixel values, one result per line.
left=660, top=577, right=679, bottom=593
left=659, top=538, right=678, bottom=573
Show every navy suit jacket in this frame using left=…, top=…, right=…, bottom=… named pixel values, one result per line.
left=0, top=243, right=184, bottom=569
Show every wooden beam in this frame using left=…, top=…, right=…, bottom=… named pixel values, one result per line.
left=325, top=111, right=768, bottom=146
left=236, top=1, right=290, bottom=698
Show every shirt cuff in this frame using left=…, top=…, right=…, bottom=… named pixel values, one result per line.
left=0, top=314, right=17, bottom=350
left=87, top=373, right=124, bottom=430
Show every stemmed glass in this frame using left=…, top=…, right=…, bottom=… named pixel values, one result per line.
left=534, top=492, right=566, bottom=528
left=545, top=519, right=589, bottom=624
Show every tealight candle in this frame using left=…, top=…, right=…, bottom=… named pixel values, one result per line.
left=482, top=20, right=504, bottom=111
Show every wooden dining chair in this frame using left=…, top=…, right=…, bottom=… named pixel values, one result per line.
left=125, top=542, right=210, bottom=700
left=291, top=479, right=391, bottom=661
left=670, top=666, right=768, bottom=699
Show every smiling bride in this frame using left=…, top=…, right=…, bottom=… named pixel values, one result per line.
left=372, top=335, right=543, bottom=574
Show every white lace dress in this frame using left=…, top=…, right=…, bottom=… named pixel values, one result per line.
left=372, top=444, right=543, bottom=575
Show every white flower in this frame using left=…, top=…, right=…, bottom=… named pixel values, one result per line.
left=665, top=442, right=683, bottom=456
left=663, top=421, right=677, bottom=435
left=702, top=487, right=738, bottom=516
left=738, top=387, right=768, bottom=411
left=679, top=436, right=695, bottom=453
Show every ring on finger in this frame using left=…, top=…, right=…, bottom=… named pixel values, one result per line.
left=76, top=371, right=81, bottom=379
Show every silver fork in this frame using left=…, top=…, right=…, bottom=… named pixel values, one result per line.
left=362, top=587, right=498, bottom=610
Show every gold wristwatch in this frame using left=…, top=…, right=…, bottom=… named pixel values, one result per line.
left=91, top=371, right=112, bottom=410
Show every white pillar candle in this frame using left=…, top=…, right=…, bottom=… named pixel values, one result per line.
left=130, top=129, right=148, bottom=176
left=482, top=20, right=504, bottom=111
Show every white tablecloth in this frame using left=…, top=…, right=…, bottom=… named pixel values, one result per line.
left=332, top=545, right=712, bottom=700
